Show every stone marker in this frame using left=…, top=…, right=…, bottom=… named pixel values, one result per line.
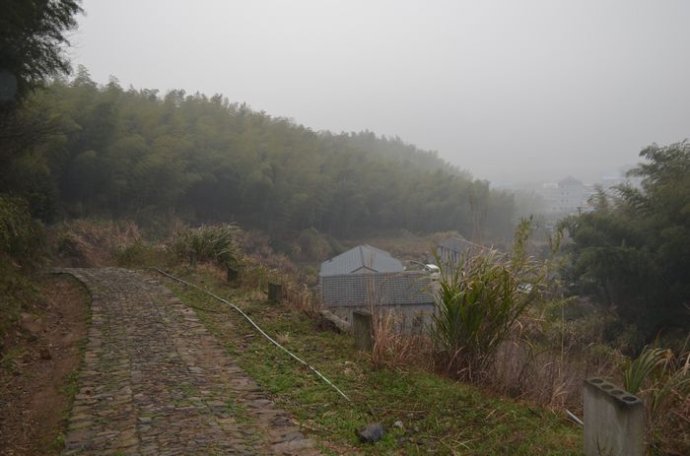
left=583, top=377, right=645, bottom=456
left=352, top=310, right=373, bottom=351
left=226, top=266, right=239, bottom=284
left=268, top=282, right=282, bottom=304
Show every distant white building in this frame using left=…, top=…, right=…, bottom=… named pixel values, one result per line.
left=541, top=176, right=593, bottom=215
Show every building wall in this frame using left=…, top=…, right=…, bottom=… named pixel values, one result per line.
left=328, top=303, right=435, bottom=335
left=320, top=271, right=434, bottom=308
left=320, top=271, right=436, bottom=334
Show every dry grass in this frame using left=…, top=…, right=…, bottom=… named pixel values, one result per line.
left=371, top=310, right=434, bottom=370
left=51, top=218, right=142, bottom=267
left=365, top=309, right=689, bottom=456
left=489, top=337, right=623, bottom=411
left=171, top=224, right=240, bottom=269
left=624, top=345, right=690, bottom=455
left=281, top=280, right=318, bottom=314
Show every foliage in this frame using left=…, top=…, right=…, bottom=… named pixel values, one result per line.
left=7, top=74, right=516, bottom=242
left=371, top=311, right=433, bottom=370
left=562, top=141, right=690, bottom=344
left=0, top=0, right=82, bottom=105
left=293, top=227, right=333, bottom=261
left=623, top=346, right=669, bottom=395
left=51, top=218, right=141, bottom=267
left=0, top=195, right=43, bottom=339
left=0, top=191, right=45, bottom=345
left=172, top=224, right=241, bottom=270
left=431, top=219, right=542, bottom=380
left=115, top=240, right=173, bottom=269
left=622, top=345, right=690, bottom=454
left=0, top=193, right=44, bottom=265
left=0, top=1, right=81, bottom=189
left=169, top=270, right=582, bottom=455
left=0, top=258, right=38, bottom=341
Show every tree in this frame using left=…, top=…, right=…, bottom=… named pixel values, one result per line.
left=562, top=141, right=690, bottom=343
left=6, top=74, right=517, bottom=236
left=0, top=0, right=82, bottom=107
left=0, top=0, right=82, bottom=202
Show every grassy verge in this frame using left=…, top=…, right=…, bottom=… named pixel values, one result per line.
left=163, top=268, right=581, bottom=455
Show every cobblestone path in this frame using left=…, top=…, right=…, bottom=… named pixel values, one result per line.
left=59, top=268, right=320, bottom=456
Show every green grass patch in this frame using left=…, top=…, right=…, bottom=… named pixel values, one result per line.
left=166, top=271, right=581, bottom=455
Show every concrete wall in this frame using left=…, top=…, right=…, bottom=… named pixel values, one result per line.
left=328, top=304, right=435, bottom=335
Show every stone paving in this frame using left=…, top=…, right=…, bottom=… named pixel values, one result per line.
left=58, top=268, right=320, bottom=456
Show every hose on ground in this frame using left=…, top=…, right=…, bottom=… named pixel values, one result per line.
left=150, top=267, right=351, bottom=403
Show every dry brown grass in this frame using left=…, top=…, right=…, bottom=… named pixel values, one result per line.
left=371, top=310, right=434, bottom=370
left=51, top=218, right=142, bottom=267
left=281, top=280, right=318, bottom=314
left=625, top=346, right=690, bottom=455
left=489, top=337, right=624, bottom=411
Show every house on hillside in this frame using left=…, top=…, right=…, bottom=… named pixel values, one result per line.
left=437, top=235, right=485, bottom=265
left=319, top=245, right=434, bottom=331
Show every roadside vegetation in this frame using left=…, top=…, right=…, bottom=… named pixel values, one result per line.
left=432, top=219, right=540, bottom=382
left=163, top=262, right=581, bottom=455
left=135, top=216, right=685, bottom=455
left=562, top=142, right=690, bottom=350
left=2, top=202, right=687, bottom=454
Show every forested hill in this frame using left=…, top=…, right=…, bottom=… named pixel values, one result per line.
left=2, top=69, right=514, bottom=240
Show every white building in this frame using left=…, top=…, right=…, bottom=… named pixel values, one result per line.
left=541, top=176, right=594, bottom=215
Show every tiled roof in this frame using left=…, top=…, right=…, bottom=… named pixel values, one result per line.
left=319, top=245, right=404, bottom=277
left=321, top=272, right=434, bottom=307
left=438, top=236, right=476, bottom=253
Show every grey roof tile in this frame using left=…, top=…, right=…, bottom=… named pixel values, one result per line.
left=320, top=245, right=404, bottom=276
left=438, top=236, right=478, bottom=253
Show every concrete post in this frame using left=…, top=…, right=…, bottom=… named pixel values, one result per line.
left=352, top=310, right=373, bottom=351
left=226, top=267, right=239, bottom=285
left=583, top=377, right=645, bottom=456
left=268, top=282, right=282, bottom=304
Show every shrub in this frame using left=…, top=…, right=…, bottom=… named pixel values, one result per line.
left=0, top=259, right=38, bottom=342
left=372, top=311, right=433, bottom=370
left=294, top=227, right=332, bottom=261
left=0, top=194, right=44, bottom=265
left=622, top=345, right=690, bottom=454
left=51, top=218, right=141, bottom=267
left=115, top=240, right=173, bottom=268
left=0, top=194, right=44, bottom=341
left=172, top=224, right=241, bottom=270
left=431, top=219, right=542, bottom=381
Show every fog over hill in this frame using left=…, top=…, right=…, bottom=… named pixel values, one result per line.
left=71, top=0, right=690, bottom=184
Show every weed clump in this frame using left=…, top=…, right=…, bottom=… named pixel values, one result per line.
left=0, top=195, right=44, bottom=265
left=51, top=219, right=142, bottom=267
left=172, top=224, right=241, bottom=270
left=431, top=219, right=541, bottom=381
left=623, top=345, right=690, bottom=454
left=0, top=195, right=44, bottom=340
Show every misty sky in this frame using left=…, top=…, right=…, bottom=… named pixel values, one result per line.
left=70, top=0, right=690, bottom=184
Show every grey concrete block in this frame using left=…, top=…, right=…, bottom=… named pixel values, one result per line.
left=583, top=377, right=645, bottom=456
left=352, top=310, right=373, bottom=352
